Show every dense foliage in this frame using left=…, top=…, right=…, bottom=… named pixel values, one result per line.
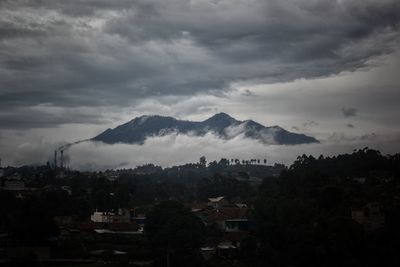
left=146, top=201, right=206, bottom=267
left=1, top=148, right=400, bottom=266
left=253, top=148, right=400, bottom=267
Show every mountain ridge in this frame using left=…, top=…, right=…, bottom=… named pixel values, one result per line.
left=92, top=113, right=319, bottom=145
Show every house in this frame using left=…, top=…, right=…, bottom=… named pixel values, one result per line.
left=200, top=247, right=216, bottom=261
left=222, top=231, right=250, bottom=248
left=61, top=186, right=72, bottom=195
left=208, top=196, right=229, bottom=209
left=132, top=215, right=146, bottom=228
left=54, top=215, right=77, bottom=226
left=225, top=219, right=250, bottom=232
left=351, top=202, right=385, bottom=231
left=203, top=205, right=250, bottom=232
left=216, top=242, right=237, bottom=259
left=235, top=203, right=247, bottom=209
left=91, top=211, right=113, bottom=223
left=3, top=177, right=25, bottom=191
left=90, top=208, right=130, bottom=223
left=206, top=210, right=228, bottom=230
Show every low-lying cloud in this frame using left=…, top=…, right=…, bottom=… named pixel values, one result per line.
left=8, top=132, right=393, bottom=171
left=1, top=129, right=399, bottom=171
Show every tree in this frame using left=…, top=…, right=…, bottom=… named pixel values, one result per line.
left=93, top=189, right=114, bottom=211
left=218, top=158, right=230, bottom=166
left=208, top=160, right=219, bottom=173
left=114, top=186, right=131, bottom=208
left=199, top=156, right=206, bottom=168
left=145, top=201, right=205, bottom=267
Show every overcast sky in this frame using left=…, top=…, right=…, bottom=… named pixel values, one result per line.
left=1, top=0, right=400, bottom=169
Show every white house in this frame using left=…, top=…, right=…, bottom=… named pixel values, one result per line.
left=208, top=196, right=228, bottom=209
left=90, top=208, right=130, bottom=223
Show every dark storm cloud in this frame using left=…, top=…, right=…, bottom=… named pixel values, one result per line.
left=0, top=0, right=399, bottom=129
left=342, top=107, right=358, bottom=118
left=0, top=107, right=109, bottom=129
left=104, top=0, right=400, bottom=63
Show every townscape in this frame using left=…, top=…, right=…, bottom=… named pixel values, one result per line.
left=1, top=1, right=400, bottom=266
left=1, top=148, right=399, bottom=266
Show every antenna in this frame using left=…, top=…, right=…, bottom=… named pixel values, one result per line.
left=54, top=150, right=57, bottom=170
left=55, top=140, right=88, bottom=171
left=60, top=150, right=64, bottom=170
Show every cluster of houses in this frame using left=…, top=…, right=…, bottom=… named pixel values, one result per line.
left=1, top=174, right=26, bottom=191
left=189, top=196, right=254, bottom=260
left=0, top=173, right=73, bottom=200
left=44, top=194, right=254, bottom=263
left=0, top=167, right=392, bottom=264
left=351, top=202, right=386, bottom=231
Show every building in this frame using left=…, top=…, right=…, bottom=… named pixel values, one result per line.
left=351, top=202, right=385, bottom=231
left=91, top=208, right=131, bottom=223
left=3, top=176, right=25, bottom=191
left=225, top=219, right=250, bottom=232
left=208, top=196, right=229, bottom=209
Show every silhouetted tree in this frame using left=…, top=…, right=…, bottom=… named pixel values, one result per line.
left=199, top=156, right=206, bottom=167
left=146, top=201, right=205, bottom=267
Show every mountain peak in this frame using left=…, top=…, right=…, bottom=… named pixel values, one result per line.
left=212, top=112, right=232, bottom=118
left=204, top=112, right=237, bottom=122
left=92, top=113, right=318, bottom=145
left=128, top=114, right=175, bottom=124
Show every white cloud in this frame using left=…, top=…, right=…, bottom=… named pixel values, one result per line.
left=1, top=126, right=399, bottom=170
left=1, top=1, right=400, bottom=167
left=65, top=132, right=400, bottom=170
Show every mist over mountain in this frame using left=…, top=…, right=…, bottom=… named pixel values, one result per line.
left=92, top=113, right=318, bottom=145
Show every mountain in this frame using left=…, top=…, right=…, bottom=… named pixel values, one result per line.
left=92, top=112, right=319, bottom=145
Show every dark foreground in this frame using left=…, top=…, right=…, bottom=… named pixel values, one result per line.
left=1, top=148, right=400, bottom=266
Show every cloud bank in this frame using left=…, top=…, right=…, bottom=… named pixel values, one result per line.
left=0, top=0, right=399, bottom=129
left=0, top=0, right=399, bottom=167
left=2, top=131, right=398, bottom=171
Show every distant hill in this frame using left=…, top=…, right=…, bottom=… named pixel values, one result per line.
left=92, top=112, right=319, bottom=145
